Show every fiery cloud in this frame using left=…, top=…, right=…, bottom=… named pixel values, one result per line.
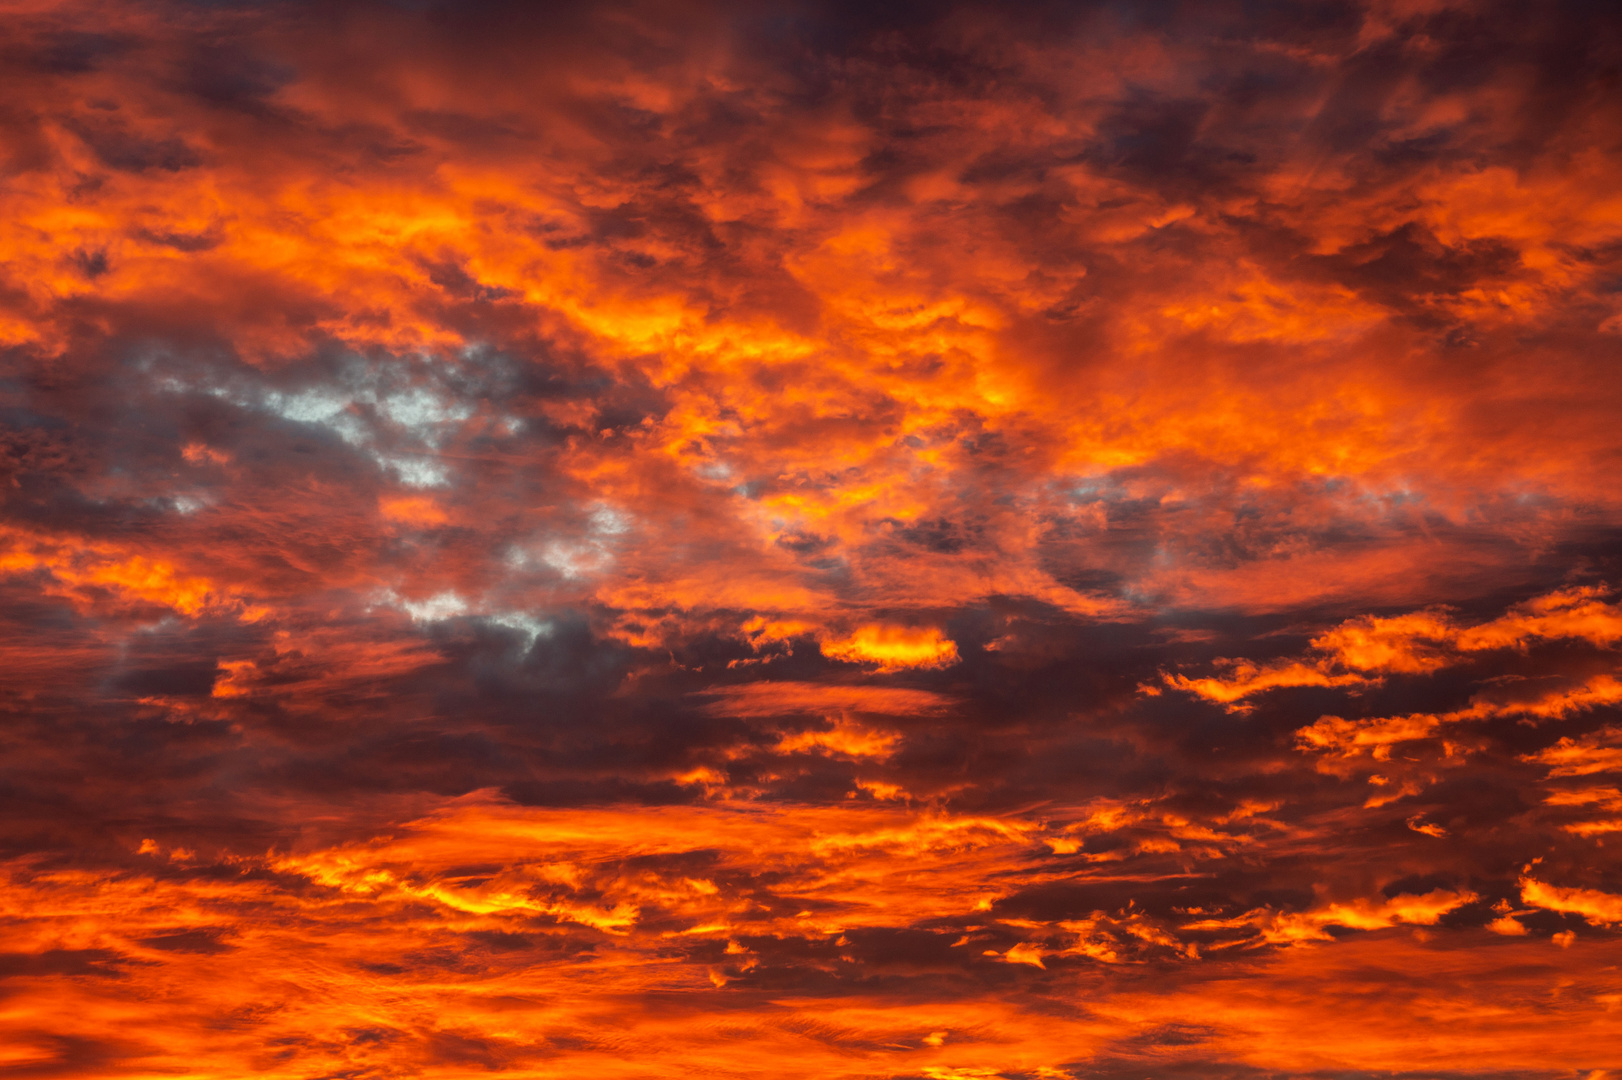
left=3, top=0, right=1621, bottom=1076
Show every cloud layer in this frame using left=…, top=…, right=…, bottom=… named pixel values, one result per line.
left=3, top=0, right=1622, bottom=1076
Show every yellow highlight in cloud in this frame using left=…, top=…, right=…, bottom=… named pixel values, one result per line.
left=821, top=624, right=960, bottom=671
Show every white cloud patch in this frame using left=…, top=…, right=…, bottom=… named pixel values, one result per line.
left=511, top=503, right=633, bottom=581
left=172, top=353, right=519, bottom=489
left=396, top=591, right=469, bottom=623
left=486, top=612, right=553, bottom=648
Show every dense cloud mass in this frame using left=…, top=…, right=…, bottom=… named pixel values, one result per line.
left=3, top=0, right=1622, bottom=1075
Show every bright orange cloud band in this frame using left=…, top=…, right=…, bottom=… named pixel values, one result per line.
left=2, top=1, right=1622, bottom=1077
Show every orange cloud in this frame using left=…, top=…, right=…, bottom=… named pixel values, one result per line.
left=695, top=681, right=952, bottom=718
left=1183, top=890, right=1477, bottom=946
left=0, top=527, right=257, bottom=619
left=5, top=3, right=1622, bottom=1077
left=774, top=716, right=901, bottom=760
left=1164, top=660, right=1373, bottom=710
left=379, top=495, right=449, bottom=525
left=820, top=625, right=960, bottom=671
left=1170, top=587, right=1622, bottom=710
left=1299, top=674, right=1622, bottom=757
left=1519, top=878, right=1622, bottom=926
left=1523, top=727, right=1622, bottom=777
left=1310, top=611, right=1460, bottom=673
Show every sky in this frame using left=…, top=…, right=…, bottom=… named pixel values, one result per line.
left=2, top=0, right=1622, bottom=1076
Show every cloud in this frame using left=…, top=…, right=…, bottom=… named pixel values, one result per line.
left=1297, top=674, right=1622, bottom=757
left=1164, top=660, right=1373, bottom=711
left=694, top=682, right=953, bottom=718
left=379, top=495, right=448, bottom=525
left=1181, top=889, right=1477, bottom=946
left=0, top=526, right=258, bottom=619
left=1519, top=878, right=1622, bottom=926
left=4, top=0, right=1622, bottom=1076
left=773, top=717, right=901, bottom=760
left=1523, top=726, right=1622, bottom=777
left=819, top=625, right=961, bottom=671
left=1168, top=587, right=1622, bottom=711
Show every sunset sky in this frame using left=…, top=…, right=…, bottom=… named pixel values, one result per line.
left=3, top=1, right=1622, bottom=1076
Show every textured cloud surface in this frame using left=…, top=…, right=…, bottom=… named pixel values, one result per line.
left=3, top=0, right=1622, bottom=1076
